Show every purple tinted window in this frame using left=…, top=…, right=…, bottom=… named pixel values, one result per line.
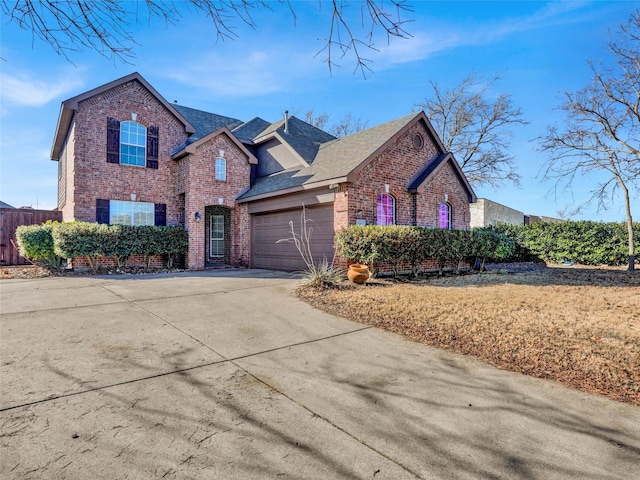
left=376, top=194, right=395, bottom=225
left=438, top=203, right=451, bottom=229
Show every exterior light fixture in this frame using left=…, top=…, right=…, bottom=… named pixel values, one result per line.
left=194, top=212, right=201, bottom=223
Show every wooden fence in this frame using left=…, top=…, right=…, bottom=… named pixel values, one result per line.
left=0, top=208, right=63, bottom=266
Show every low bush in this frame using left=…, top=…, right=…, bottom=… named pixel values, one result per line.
left=486, top=221, right=639, bottom=266
left=15, top=221, right=63, bottom=269
left=17, top=221, right=188, bottom=273
left=335, top=225, right=514, bottom=276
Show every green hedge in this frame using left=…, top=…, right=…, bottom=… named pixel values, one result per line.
left=17, top=222, right=188, bottom=273
left=334, top=225, right=514, bottom=276
left=485, top=221, right=639, bottom=266
left=15, top=221, right=63, bottom=269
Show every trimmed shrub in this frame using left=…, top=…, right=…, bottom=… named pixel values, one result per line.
left=486, top=221, right=639, bottom=266
left=51, top=222, right=189, bottom=273
left=335, top=225, right=514, bottom=276
left=15, top=221, right=63, bottom=269
left=53, top=222, right=109, bottom=273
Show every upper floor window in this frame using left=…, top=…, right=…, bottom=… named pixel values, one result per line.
left=438, top=202, right=452, bottom=229
left=110, top=200, right=154, bottom=226
left=120, top=121, right=147, bottom=167
left=376, top=194, right=395, bottom=226
left=215, top=157, right=226, bottom=181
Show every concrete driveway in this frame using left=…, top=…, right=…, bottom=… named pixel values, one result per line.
left=1, top=270, right=639, bottom=479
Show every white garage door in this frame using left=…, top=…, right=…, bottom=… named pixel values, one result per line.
left=252, top=205, right=335, bottom=271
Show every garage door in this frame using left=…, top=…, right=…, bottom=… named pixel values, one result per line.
left=252, top=205, right=335, bottom=271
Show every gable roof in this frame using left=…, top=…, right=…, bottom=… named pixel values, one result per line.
left=407, top=152, right=477, bottom=203
left=51, top=72, right=195, bottom=161
left=237, top=111, right=443, bottom=202
left=171, top=125, right=258, bottom=165
left=254, top=116, right=337, bottom=165
left=173, top=104, right=243, bottom=142
left=0, top=200, right=15, bottom=209
left=232, top=117, right=272, bottom=142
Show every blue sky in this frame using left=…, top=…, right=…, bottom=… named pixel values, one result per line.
left=1, top=1, right=637, bottom=221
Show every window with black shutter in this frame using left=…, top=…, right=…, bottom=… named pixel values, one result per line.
left=146, top=125, right=159, bottom=169
left=96, top=199, right=110, bottom=224
left=154, top=203, right=167, bottom=226
left=106, top=117, right=120, bottom=164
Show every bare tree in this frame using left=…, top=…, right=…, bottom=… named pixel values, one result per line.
left=299, top=109, right=368, bottom=137
left=1, top=0, right=412, bottom=74
left=416, top=72, right=528, bottom=188
left=539, top=12, right=640, bottom=272
left=303, top=110, right=330, bottom=131
left=329, top=112, right=369, bottom=137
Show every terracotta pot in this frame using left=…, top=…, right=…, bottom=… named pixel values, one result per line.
left=347, top=264, right=370, bottom=284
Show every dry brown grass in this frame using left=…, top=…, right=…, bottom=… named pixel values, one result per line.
left=297, top=264, right=640, bottom=405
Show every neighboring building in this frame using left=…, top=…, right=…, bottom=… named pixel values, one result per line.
left=470, top=198, right=565, bottom=228
left=51, top=72, right=477, bottom=271
left=470, top=198, right=524, bottom=228
left=0, top=201, right=16, bottom=209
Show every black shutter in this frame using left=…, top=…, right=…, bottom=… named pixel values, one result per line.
left=146, top=125, right=159, bottom=169
left=96, top=199, right=110, bottom=224
left=106, top=117, right=120, bottom=164
left=154, top=203, right=166, bottom=226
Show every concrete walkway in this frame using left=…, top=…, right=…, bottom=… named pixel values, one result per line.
left=1, top=270, right=638, bottom=479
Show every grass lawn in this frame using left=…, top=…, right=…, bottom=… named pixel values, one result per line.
left=297, top=264, right=640, bottom=405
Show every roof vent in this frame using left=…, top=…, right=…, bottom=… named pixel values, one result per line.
left=284, top=110, right=289, bottom=134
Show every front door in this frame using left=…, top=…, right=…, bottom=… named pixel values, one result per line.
left=205, top=205, right=231, bottom=266
left=210, top=215, right=224, bottom=259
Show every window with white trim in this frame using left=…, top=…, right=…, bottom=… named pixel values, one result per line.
left=109, top=200, right=155, bottom=226
left=215, top=157, right=226, bottom=181
left=438, top=202, right=452, bottom=229
left=120, top=121, right=146, bottom=167
left=376, top=194, right=395, bottom=226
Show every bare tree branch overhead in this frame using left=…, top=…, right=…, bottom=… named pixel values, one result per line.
left=416, top=72, right=528, bottom=189
left=1, top=0, right=413, bottom=73
left=538, top=11, right=640, bottom=271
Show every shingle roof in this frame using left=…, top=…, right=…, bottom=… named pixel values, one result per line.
left=173, top=104, right=243, bottom=142
left=232, top=117, right=272, bottom=142
left=407, top=152, right=450, bottom=191
left=407, top=152, right=477, bottom=203
left=237, top=112, right=421, bottom=200
left=0, top=200, right=16, bottom=209
left=255, top=116, right=337, bottom=164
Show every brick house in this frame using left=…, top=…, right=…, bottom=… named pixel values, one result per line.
left=51, top=72, right=476, bottom=271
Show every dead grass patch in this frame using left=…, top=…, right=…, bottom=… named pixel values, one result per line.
left=297, top=264, right=640, bottom=405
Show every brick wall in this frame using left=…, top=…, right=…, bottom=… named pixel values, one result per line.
left=180, top=134, right=252, bottom=269
left=69, top=80, right=189, bottom=224
left=59, top=122, right=76, bottom=221
left=334, top=121, right=472, bottom=274
left=347, top=121, right=470, bottom=229
left=414, top=161, right=471, bottom=230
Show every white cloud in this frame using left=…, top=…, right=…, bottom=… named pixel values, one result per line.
left=0, top=70, right=85, bottom=106
left=160, top=49, right=287, bottom=97
left=375, top=2, right=591, bottom=68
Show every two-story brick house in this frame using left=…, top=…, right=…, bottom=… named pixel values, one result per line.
left=51, top=72, right=476, bottom=271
